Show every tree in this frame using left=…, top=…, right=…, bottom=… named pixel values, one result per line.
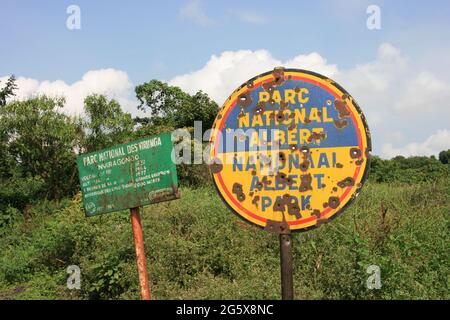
left=369, top=154, right=448, bottom=183
left=0, top=96, right=81, bottom=200
left=135, top=80, right=218, bottom=133
left=82, top=94, right=134, bottom=152
left=0, top=75, right=17, bottom=107
left=438, top=149, right=450, bottom=165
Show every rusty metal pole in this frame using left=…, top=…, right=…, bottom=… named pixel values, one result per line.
left=130, top=207, right=151, bottom=300
left=280, top=233, right=294, bottom=300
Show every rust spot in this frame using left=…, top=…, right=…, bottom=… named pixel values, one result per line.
left=299, top=174, right=313, bottom=192
left=263, top=82, right=275, bottom=94
left=261, top=68, right=285, bottom=99
left=300, top=146, right=311, bottom=162
left=252, top=101, right=266, bottom=116
left=232, top=183, right=245, bottom=202
left=307, top=131, right=326, bottom=143
left=355, top=158, right=364, bottom=166
left=272, top=67, right=285, bottom=86
left=209, top=157, right=223, bottom=174
left=299, top=160, right=310, bottom=172
left=288, top=202, right=301, bottom=219
left=217, top=114, right=222, bottom=119
left=350, top=147, right=362, bottom=159
left=276, top=110, right=285, bottom=122
left=246, top=80, right=254, bottom=89
left=262, top=176, right=271, bottom=185
left=232, top=183, right=243, bottom=194
left=255, top=181, right=263, bottom=191
left=272, top=194, right=301, bottom=219
left=273, top=198, right=285, bottom=212
left=251, top=170, right=257, bottom=176
left=288, top=123, right=296, bottom=131
left=332, top=187, right=338, bottom=192
left=334, top=119, right=348, bottom=128
left=276, top=172, right=293, bottom=186
left=321, top=184, right=326, bottom=188
left=336, top=163, right=343, bottom=168
left=237, top=91, right=252, bottom=108
left=334, top=99, right=350, bottom=118
left=300, top=146, right=310, bottom=156
left=327, top=196, right=340, bottom=209
left=238, top=109, right=246, bottom=118
left=252, top=195, right=260, bottom=208
left=312, top=209, right=321, bottom=219
left=337, top=177, right=355, bottom=188
left=289, top=144, right=298, bottom=152
left=278, top=152, right=286, bottom=163
left=265, top=219, right=290, bottom=234
left=323, top=202, right=329, bottom=208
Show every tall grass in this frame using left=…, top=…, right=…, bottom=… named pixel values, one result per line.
left=0, top=180, right=448, bottom=299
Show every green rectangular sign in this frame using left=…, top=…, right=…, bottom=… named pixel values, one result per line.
left=77, top=132, right=179, bottom=217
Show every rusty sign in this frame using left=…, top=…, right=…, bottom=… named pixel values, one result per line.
left=209, top=68, right=371, bottom=232
left=77, top=133, right=179, bottom=216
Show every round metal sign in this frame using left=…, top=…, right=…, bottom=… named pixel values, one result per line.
left=209, top=68, right=371, bottom=232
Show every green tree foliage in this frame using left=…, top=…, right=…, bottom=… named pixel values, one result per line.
left=82, top=94, right=134, bottom=152
left=135, top=80, right=218, bottom=133
left=0, top=96, right=81, bottom=201
left=369, top=154, right=449, bottom=183
left=0, top=75, right=17, bottom=107
left=134, top=81, right=218, bottom=187
left=438, top=149, right=450, bottom=165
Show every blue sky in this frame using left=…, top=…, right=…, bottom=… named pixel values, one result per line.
left=1, top=0, right=450, bottom=157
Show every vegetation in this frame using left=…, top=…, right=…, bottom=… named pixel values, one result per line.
left=0, top=76, right=448, bottom=299
left=0, top=181, right=448, bottom=300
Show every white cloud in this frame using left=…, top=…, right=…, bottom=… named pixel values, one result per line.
left=169, top=49, right=337, bottom=104
left=334, top=43, right=408, bottom=99
left=394, top=71, right=450, bottom=112
left=382, top=130, right=450, bottom=158
left=168, top=43, right=450, bottom=158
left=179, top=0, right=212, bottom=26
left=0, top=69, right=136, bottom=115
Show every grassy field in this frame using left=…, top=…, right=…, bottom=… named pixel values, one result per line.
left=0, top=180, right=448, bottom=300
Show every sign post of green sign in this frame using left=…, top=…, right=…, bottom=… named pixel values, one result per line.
left=77, top=132, right=179, bottom=299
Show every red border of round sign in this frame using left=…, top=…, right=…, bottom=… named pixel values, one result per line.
left=213, top=75, right=364, bottom=226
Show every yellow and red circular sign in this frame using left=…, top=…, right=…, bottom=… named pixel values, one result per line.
left=209, top=68, right=371, bottom=232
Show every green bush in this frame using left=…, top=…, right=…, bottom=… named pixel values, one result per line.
left=0, top=180, right=448, bottom=300
left=369, top=155, right=449, bottom=183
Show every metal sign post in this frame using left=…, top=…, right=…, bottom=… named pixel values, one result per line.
left=130, top=207, right=151, bottom=300
left=279, top=233, right=294, bottom=300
